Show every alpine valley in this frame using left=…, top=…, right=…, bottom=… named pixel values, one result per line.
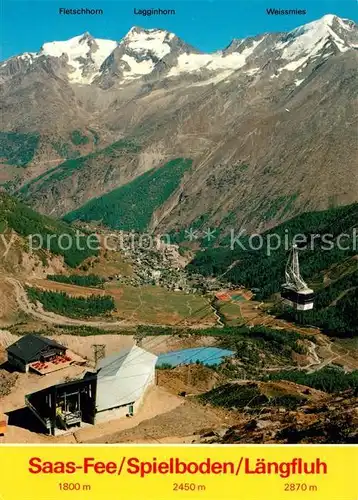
left=0, top=13, right=358, bottom=446
left=1, top=14, right=357, bottom=236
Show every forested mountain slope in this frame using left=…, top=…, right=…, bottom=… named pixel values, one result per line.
left=188, top=203, right=358, bottom=336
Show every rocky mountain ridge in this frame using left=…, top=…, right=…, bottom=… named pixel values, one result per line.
left=198, top=387, right=358, bottom=444
left=1, top=15, right=356, bottom=87
left=1, top=14, right=357, bottom=235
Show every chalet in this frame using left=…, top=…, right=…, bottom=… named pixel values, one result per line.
left=6, top=334, right=66, bottom=373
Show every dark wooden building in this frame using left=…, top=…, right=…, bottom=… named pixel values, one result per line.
left=7, top=334, right=66, bottom=372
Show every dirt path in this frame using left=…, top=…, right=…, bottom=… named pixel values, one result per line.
left=6, top=277, right=139, bottom=328
left=257, top=341, right=322, bottom=373
left=6, top=277, right=213, bottom=330
left=307, top=335, right=352, bottom=373
left=259, top=337, right=356, bottom=374
left=6, top=277, right=356, bottom=373
left=209, top=298, right=224, bottom=328
left=329, top=286, right=357, bottom=306
left=5, top=277, right=322, bottom=337
left=31, top=279, right=108, bottom=297
left=305, top=340, right=322, bottom=370
left=218, top=260, right=240, bottom=279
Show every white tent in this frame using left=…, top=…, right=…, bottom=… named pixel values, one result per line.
left=95, top=345, right=158, bottom=415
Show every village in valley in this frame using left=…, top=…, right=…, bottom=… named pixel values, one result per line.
left=0, top=223, right=357, bottom=445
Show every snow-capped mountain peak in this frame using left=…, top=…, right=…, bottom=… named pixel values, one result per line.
left=278, top=14, right=357, bottom=59
left=96, top=26, right=201, bottom=86
left=121, top=26, right=175, bottom=59
left=39, top=33, right=118, bottom=83
left=268, top=13, right=358, bottom=77
left=0, top=15, right=356, bottom=87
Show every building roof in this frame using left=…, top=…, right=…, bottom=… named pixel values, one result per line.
left=7, top=334, right=65, bottom=363
left=26, top=375, right=97, bottom=400
left=95, top=345, right=158, bottom=412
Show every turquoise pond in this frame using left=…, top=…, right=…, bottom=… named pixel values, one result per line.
left=156, top=347, right=235, bottom=367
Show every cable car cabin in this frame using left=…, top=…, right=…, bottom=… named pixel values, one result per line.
left=281, top=286, right=314, bottom=311
left=282, top=244, right=314, bottom=312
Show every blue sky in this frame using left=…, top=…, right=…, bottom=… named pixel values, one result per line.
left=1, top=0, right=357, bottom=60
